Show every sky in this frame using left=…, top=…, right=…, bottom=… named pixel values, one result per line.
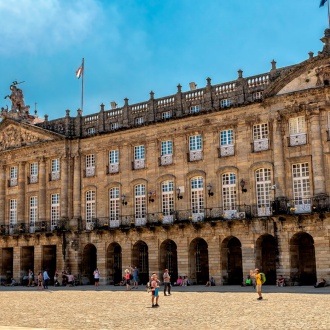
left=0, top=0, right=328, bottom=120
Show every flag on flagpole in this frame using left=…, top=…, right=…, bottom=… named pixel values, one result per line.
left=320, top=0, right=328, bottom=7
left=76, top=64, right=83, bottom=79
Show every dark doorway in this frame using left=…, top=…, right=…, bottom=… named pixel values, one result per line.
left=256, top=235, right=277, bottom=285
left=160, top=240, right=178, bottom=284
left=21, top=246, right=34, bottom=281
left=2, top=248, right=13, bottom=284
left=107, top=243, right=122, bottom=285
left=290, top=232, right=317, bottom=285
left=189, top=238, right=209, bottom=284
left=82, top=244, right=97, bottom=284
left=42, top=245, right=56, bottom=284
left=221, top=236, right=243, bottom=285
left=132, top=241, right=149, bottom=285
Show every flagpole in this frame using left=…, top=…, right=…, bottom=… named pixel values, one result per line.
left=328, top=0, right=330, bottom=28
left=81, top=58, right=84, bottom=112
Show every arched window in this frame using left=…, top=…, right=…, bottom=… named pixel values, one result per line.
left=109, top=187, right=120, bottom=227
left=222, top=173, right=236, bottom=219
left=255, top=168, right=271, bottom=216
left=135, top=184, right=146, bottom=226
left=191, top=177, right=204, bottom=221
left=162, top=181, right=174, bottom=224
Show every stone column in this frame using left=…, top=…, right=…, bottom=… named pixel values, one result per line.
left=272, top=117, right=286, bottom=198
left=60, top=156, right=69, bottom=218
left=17, top=162, right=26, bottom=223
left=309, top=108, right=326, bottom=194
left=38, top=157, right=46, bottom=221
left=0, top=164, right=6, bottom=225
left=176, top=234, right=189, bottom=281
left=34, top=244, right=42, bottom=274
left=96, top=242, right=107, bottom=285
left=207, top=236, right=221, bottom=284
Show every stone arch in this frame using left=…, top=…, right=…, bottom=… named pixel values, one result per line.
left=256, top=234, right=277, bottom=285
left=106, top=242, right=122, bottom=285
left=221, top=236, right=243, bottom=285
left=159, top=239, right=178, bottom=284
left=189, top=237, right=209, bottom=284
left=290, top=232, right=316, bottom=285
left=132, top=240, right=149, bottom=285
left=81, top=243, right=97, bottom=284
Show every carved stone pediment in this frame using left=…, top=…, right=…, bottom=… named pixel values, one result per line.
left=0, top=119, right=63, bottom=152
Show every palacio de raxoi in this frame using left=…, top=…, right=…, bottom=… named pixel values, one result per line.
left=1, top=29, right=330, bottom=286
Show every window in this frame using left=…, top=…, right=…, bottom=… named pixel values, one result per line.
left=255, top=168, right=272, bottom=217
left=220, top=99, right=232, bottom=108
left=109, top=150, right=119, bottom=174
left=51, top=159, right=60, bottom=180
left=135, top=184, right=146, bottom=226
left=86, top=190, right=96, bottom=229
left=9, top=199, right=17, bottom=230
left=109, top=187, right=120, bottom=227
left=253, top=123, right=269, bottom=152
left=51, top=194, right=60, bottom=230
left=253, top=91, right=263, bottom=100
left=9, top=166, right=18, bottom=187
left=30, top=163, right=38, bottom=183
left=134, top=145, right=145, bottom=169
left=161, top=141, right=172, bottom=155
left=111, top=122, right=119, bottom=130
left=292, top=163, right=311, bottom=213
left=220, top=129, right=234, bottom=157
left=135, top=117, right=144, bottom=125
left=162, top=111, right=172, bottom=119
left=29, top=196, right=38, bottom=230
left=86, top=154, right=95, bottom=177
left=162, top=181, right=174, bottom=223
left=189, top=135, right=203, bottom=161
left=87, top=127, right=95, bottom=134
left=191, top=177, right=204, bottom=221
left=222, top=174, right=236, bottom=218
left=289, top=116, right=307, bottom=146
left=190, top=105, right=200, bottom=114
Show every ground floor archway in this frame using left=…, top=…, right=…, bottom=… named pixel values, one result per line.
left=132, top=241, right=149, bottom=285
left=159, top=239, right=178, bottom=284
left=107, top=242, right=122, bottom=285
left=189, top=238, right=209, bottom=284
left=42, top=245, right=56, bottom=284
left=82, top=244, right=97, bottom=284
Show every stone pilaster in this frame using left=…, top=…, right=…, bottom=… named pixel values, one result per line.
left=207, top=236, right=221, bottom=284
left=0, top=164, right=6, bottom=225
left=73, top=154, right=81, bottom=219
left=273, top=117, right=286, bottom=197
left=309, top=108, right=326, bottom=194
left=38, top=158, right=46, bottom=221
left=60, top=156, right=69, bottom=218
left=13, top=246, right=21, bottom=281
left=34, top=245, right=42, bottom=274
left=17, top=162, right=26, bottom=223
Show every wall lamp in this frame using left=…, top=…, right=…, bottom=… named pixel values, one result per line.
left=121, top=194, right=127, bottom=205
left=176, top=188, right=183, bottom=200
left=240, top=179, right=247, bottom=193
left=148, top=191, right=154, bottom=203
left=207, top=183, right=214, bottom=197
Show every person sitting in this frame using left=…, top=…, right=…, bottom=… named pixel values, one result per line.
left=175, top=276, right=183, bottom=286
left=66, top=272, right=75, bottom=286
left=115, top=277, right=126, bottom=286
left=276, top=275, right=285, bottom=287
left=241, top=275, right=252, bottom=287
left=314, top=278, right=326, bottom=288
left=205, top=277, right=215, bottom=286
left=6, top=278, right=17, bottom=286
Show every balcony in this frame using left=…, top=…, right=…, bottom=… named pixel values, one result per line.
left=8, top=178, right=18, bottom=187
left=50, top=171, right=60, bottom=181
left=133, top=159, right=145, bottom=170
left=288, top=133, right=307, bottom=146
left=107, top=163, right=119, bottom=174
left=28, top=175, right=38, bottom=184
left=218, top=145, right=235, bottom=157
left=252, top=138, right=269, bottom=152
left=188, top=150, right=203, bottom=162
left=159, top=154, right=173, bottom=166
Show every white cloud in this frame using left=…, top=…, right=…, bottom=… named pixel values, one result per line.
left=0, top=0, right=103, bottom=55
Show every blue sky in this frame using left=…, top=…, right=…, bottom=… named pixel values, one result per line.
left=0, top=0, right=328, bottom=119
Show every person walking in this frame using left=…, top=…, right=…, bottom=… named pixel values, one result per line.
left=132, top=266, right=139, bottom=289
left=151, top=273, right=160, bottom=308
left=27, top=269, right=34, bottom=287
left=125, top=269, right=131, bottom=290
left=37, top=272, right=43, bottom=289
left=163, top=269, right=171, bottom=296
left=43, top=270, right=50, bottom=289
left=250, top=268, right=263, bottom=300
left=93, top=268, right=100, bottom=288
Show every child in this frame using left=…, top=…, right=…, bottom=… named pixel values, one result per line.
left=37, top=272, right=43, bottom=290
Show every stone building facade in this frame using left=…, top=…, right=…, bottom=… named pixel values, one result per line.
left=1, top=30, right=330, bottom=286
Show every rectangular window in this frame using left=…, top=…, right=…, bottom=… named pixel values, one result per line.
left=189, top=135, right=202, bottom=151
left=86, top=191, right=96, bottom=226
left=9, top=199, right=17, bottom=227
left=51, top=194, right=60, bottom=229
left=162, top=181, right=174, bottom=220
left=9, top=166, right=18, bottom=187
left=87, top=127, right=95, bottom=135
left=29, top=196, right=38, bottom=227
left=191, top=177, right=204, bottom=221
left=30, top=163, right=38, bottom=175
left=190, top=105, right=200, bottom=114
left=135, top=117, right=144, bottom=125
left=135, top=184, right=146, bottom=226
left=220, top=130, right=234, bottom=146
left=109, top=187, right=120, bottom=226
left=111, top=122, right=119, bottom=130
left=86, top=154, right=95, bottom=177
left=292, top=163, right=311, bottom=213
left=161, top=141, right=173, bottom=156
left=109, top=150, right=119, bottom=164
left=162, top=111, right=172, bottom=119
left=220, top=99, right=232, bottom=108
left=253, top=91, right=263, bottom=100
left=134, top=146, right=145, bottom=160
left=51, top=159, right=60, bottom=172
left=253, top=123, right=268, bottom=140
left=222, top=174, right=236, bottom=218
left=289, top=117, right=306, bottom=134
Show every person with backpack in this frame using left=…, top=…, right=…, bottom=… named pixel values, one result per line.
left=250, top=268, right=265, bottom=300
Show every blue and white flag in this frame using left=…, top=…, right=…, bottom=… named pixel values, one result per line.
left=320, top=0, right=328, bottom=7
